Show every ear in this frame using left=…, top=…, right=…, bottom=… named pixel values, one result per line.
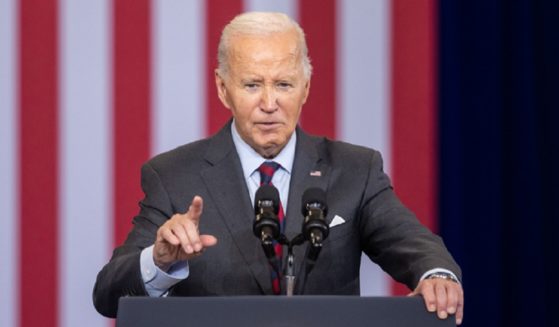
left=215, top=69, right=231, bottom=110
left=302, top=78, right=311, bottom=104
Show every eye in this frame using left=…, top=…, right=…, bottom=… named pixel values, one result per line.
left=244, top=83, right=260, bottom=91
left=277, top=82, right=293, bottom=90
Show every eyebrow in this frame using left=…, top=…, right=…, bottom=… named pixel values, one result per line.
left=241, top=77, right=264, bottom=84
left=241, top=75, right=298, bottom=84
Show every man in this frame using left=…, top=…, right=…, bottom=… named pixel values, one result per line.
left=93, top=12, right=464, bottom=324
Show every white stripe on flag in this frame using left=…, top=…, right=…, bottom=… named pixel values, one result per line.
left=0, top=0, right=18, bottom=325
left=245, top=0, right=298, bottom=19
left=338, top=0, right=392, bottom=170
left=152, top=0, right=205, bottom=154
left=337, top=0, right=392, bottom=296
left=59, top=0, right=112, bottom=326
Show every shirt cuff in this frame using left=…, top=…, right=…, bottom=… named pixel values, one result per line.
left=140, top=245, right=189, bottom=297
left=420, top=268, right=460, bottom=284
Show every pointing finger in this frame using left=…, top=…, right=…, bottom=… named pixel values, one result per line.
left=187, top=196, right=204, bottom=223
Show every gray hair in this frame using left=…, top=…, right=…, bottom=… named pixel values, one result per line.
left=217, top=12, right=312, bottom=79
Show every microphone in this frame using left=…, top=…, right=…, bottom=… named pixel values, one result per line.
left=301, top=188, right=329, bottom=263
left=253, top=185, right=281, bottom=260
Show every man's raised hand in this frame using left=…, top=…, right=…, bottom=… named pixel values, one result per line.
left=153, top=196, right=217, bottom=271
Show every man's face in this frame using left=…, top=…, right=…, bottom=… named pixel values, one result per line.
left=215, top=30, right=310, bottom=158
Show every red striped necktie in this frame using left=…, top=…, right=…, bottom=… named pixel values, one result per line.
left=258, top=161, right=284, bottom=295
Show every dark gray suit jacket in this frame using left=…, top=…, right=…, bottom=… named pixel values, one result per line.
left=93, top=122, right=461, bottom=318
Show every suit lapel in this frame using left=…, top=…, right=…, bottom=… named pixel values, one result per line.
left=200, top=123, right=273, bottom=294
left=285, top=128, right=331, bottom=286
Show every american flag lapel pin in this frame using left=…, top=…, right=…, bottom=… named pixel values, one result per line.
left=310, top=170, right=322, bottom=177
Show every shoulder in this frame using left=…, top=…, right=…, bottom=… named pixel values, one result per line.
left=326, top=139, right=381, bottom=159
left=146, top=138, right=211, bottom=174
left=301, top=130, right=384, bottom=169
left=144, top=122, right=234, bottom=174
left=328, top=141, right=386, bottom=180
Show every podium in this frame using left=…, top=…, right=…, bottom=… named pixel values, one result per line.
left=116, top=296, right=455, bottom=327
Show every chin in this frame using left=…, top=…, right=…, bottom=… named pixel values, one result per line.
left=254, top=140, right=284, bottom=158
left=260, top=137, right=285, bottom=148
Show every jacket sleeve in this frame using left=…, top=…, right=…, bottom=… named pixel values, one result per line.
left=358, top=150, right=461, bottom=289
left=92, top=162, right=175, bottom=318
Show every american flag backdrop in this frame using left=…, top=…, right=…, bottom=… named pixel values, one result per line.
left=0, top=0, right=438, bottom=326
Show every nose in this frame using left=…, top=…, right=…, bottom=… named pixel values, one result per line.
left=260, top=86, right=279, bottom=112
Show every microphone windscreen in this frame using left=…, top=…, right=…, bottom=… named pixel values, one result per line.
left=301, top=187, right=327, bottom=215
left=254, top=184, right=280, bottom=214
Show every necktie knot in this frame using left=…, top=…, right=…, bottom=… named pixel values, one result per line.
left=258, top=161, right=281, bottom=185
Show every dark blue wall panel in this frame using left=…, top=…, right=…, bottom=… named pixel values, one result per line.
left=438, top=1, right=559, bottom=326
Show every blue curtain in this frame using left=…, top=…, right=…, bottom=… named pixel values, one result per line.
left=438, top=1, right=559, bottom=326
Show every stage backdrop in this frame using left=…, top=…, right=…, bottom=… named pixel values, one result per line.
left=0, top=1, right=438, bottom=326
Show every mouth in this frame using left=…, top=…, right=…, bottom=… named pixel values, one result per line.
left=255, top=122, right=282, bottom=131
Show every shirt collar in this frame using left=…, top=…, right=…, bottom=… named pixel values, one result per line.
left=231, top=120, right=296, bottom=177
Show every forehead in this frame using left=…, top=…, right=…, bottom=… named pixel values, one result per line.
left=226, top=31, right=303, bottom=76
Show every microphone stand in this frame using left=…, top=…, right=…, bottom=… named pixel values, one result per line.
left=284, top=245, right=295, bottom=296
left=281, top=234, right=305, bottom=296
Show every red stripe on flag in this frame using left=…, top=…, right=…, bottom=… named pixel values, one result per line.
left=299, top=0, right=337, bottom=139
left=113, top=0, right=152, bottom=246
left=391, top=0, right=438, bottom=295
left=205, top=0, right=243, bottom=136
left=18, top=0, right=59, bottom=326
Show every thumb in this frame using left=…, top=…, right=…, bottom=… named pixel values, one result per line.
left=408, top=284, right=421, bottom=297
left=200, top=234, right=218, bottom=247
